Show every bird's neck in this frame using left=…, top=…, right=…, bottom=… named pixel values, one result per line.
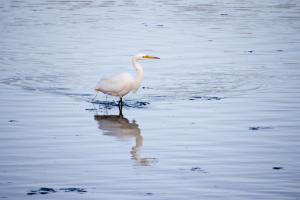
left=132, top=59, right=144, bottom=92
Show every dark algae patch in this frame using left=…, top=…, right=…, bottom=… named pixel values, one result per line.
left=27, top=187, right=87, bottom=195
left=59, top=188, right=87, bottom=193
left=249, top=126, right=272, bottom=131
left=27, top=187, right=57, bottom=195
left=191, top=167, right=201, bottom=171
left=273, top=167, right=284, bottom=170
left=190, top=167, right=207, bottom=173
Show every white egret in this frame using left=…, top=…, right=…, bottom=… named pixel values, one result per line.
left=94, top=53, right=160, bottom=111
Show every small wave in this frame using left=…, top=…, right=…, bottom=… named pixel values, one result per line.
left=189, top=96, right=224, bottom=101
left=91, top=100, right=150, bottom=110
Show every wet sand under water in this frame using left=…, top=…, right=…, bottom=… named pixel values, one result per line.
left=1, top=0, right=300, bottom=199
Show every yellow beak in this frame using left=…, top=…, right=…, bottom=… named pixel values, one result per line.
left=143, top=55, right=160, bottom=59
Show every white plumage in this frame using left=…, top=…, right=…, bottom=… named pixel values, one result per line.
left=94, top=53, right=160, bottom=111
left=96, top=72, right=134, bottom=97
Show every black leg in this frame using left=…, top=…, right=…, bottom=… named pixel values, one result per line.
left=118, top=97, right=122, bottom=107
left=120, top=97, right=123, bottom=109
left=119, top=107, right=123, bottom=116
left=118, top=97, right=123, bottom=116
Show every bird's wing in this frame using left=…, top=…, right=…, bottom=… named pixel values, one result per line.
left=95, top=73, right=134, bottom=94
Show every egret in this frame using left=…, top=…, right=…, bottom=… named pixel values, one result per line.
left=94, top=53, right=160, bottom=112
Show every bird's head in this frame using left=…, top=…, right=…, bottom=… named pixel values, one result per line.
left=134, top=53, right=160, bottom=61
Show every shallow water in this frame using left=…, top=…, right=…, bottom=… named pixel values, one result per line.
left=1, top=0, right=300, bottom=199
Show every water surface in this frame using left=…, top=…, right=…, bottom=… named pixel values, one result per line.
left=0, top=0, right=300, bottom=199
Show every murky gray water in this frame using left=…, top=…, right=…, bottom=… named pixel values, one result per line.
left=1, top=0, right=300, bottom=199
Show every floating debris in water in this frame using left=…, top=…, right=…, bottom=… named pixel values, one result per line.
left=145, top=192, right=153, bottom=196
left=220, top=13, right=228, bottom=16
left=189, top=96, right=224, bottom=101
left=59, top=188, right=87, bottom=193
left=272, top=167, right=284, bottom=170
left=8, top=120, right=17, bottom=123
left=27, top=187, right=57, bottom=195
left=190, top=167, right=207, bottom=173
left=191, top=167, right=201, bottom=171
left=248, top=50, right=254, bottom=53
left=276, top=49, right=284, bottom=52
left=249, top=126, right=272, bottom=131
left=27, top=187, right=87, bottom=195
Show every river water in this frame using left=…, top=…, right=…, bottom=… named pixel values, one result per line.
left=0, top=0, right=300, bottom=199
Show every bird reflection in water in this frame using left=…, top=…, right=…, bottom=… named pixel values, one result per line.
left=94, top=114, right=156, bottom=166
